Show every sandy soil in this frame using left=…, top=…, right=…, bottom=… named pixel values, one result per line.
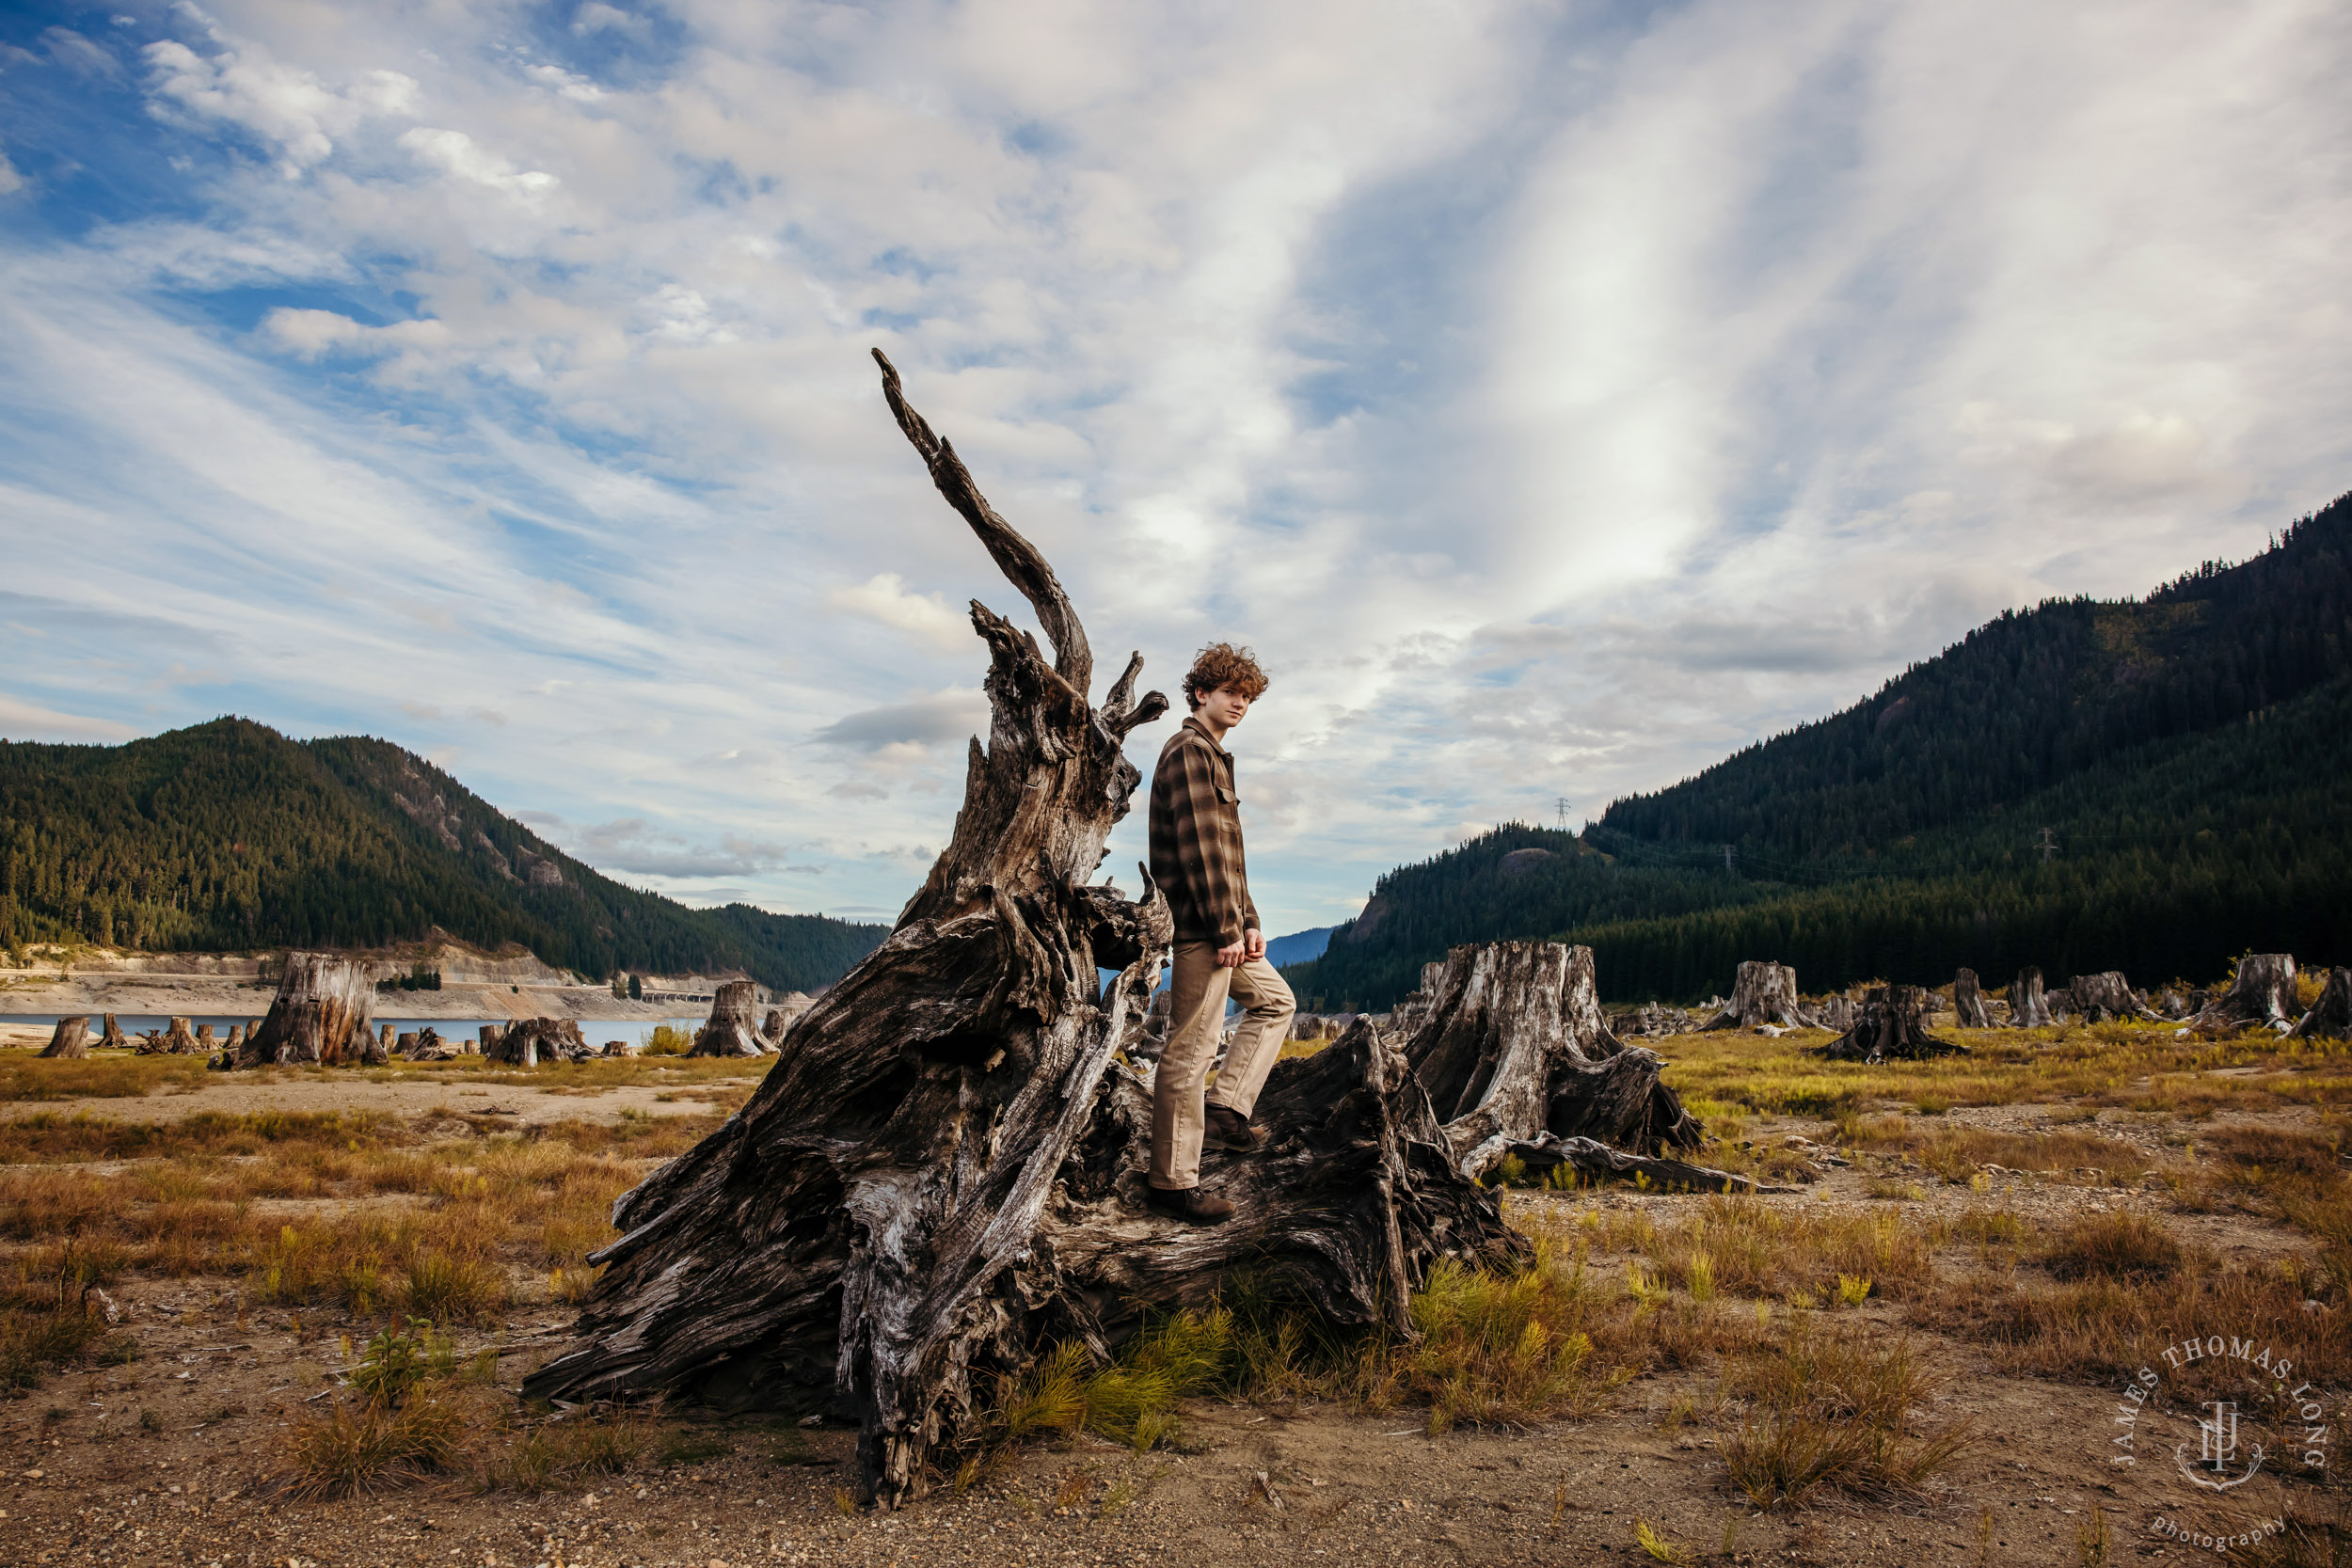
left=0, top=1076, right=2336, bottom=1566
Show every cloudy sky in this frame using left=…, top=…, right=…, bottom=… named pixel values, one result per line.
left=3, top=1, right=2349, bottom=933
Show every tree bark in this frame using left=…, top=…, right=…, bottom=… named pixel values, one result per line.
left=147, top=1016, right=200, bottom=1055
left=1394, top=942, right=1702, bottom=1179
left=1953, top=969, right=1991, bottom=1029
left=1814, top=986, right=1966, bottom=1062
left=1701, top=960, right=1805, bottom=1030
left=233, top=954, right=373, bottom=1068
left=488, top=1018, right=591, bottom=1067
left=2008, top=967, right=2053, bottom=1029
left=2194, top=954, right=2298, bottom=1033
left=691, top=981, right=771, bottom=1057
left=523, top=354, right=1536, bottom=1508
left=40, top=1016, right=88, bottom=1059
left=99, top=1014, right=130, bottom=1050
left=2058, top=972, right=2155, bottom=1024
left=2292, top=969, right=2352, bottom=1041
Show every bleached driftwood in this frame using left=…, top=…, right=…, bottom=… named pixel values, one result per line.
left=2058, top=971, right=2156, bottom=1024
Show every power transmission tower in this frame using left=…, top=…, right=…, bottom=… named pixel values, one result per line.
left=2036, top=827, right=2058, bottom=863
left=1556, top=797, right=1570, bottom=832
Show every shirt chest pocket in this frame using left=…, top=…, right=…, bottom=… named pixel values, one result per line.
left=1216, top=786, right=1236, bottom=804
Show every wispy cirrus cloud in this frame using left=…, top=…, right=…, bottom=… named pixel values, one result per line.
left=0, top=0, right=2347, bottom=935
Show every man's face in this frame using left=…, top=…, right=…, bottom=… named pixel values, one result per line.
left=1197, top=684, right=1252, bottom=729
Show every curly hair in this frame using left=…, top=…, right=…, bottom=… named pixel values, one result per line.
left=1184, top=642, right=1269, bottom=711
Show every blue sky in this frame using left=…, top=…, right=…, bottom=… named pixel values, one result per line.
left=3, top=0, right=2350, bottom=932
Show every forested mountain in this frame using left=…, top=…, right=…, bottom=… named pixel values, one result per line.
left=0, top=719, right=886, bottom=992
left=1287, top=491, right=2352, bottom=1009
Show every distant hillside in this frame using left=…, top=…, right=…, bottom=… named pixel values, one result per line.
left=1287, top=492, right=2352, bottom=1009
left=1263, top=927, right=1336, bottom=968
left=0, top=719, right=886, bottom=992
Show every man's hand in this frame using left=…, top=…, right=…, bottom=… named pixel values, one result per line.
left=1245, top=928, right=1266, bottom=961
left=1216, top=938, right=1248, bottom=969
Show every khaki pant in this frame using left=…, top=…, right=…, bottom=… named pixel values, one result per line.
left=1149, top=941, right=1296, bottom=1190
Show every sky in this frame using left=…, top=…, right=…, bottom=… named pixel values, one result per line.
left=3, top=1, right=2350, bottom=934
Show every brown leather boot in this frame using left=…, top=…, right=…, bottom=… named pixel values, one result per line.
left=1205, top=1103, right=1269, bottom=1153
left=1145, top=1185, right=1235, bottom=1225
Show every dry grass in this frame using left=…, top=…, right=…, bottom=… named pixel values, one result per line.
left=1716, top=1319, right=1974, bottom=1510
left=1831, top=1112, right=2153, bottom=1186
left=1593, top=1194, right=1942, bottom=1306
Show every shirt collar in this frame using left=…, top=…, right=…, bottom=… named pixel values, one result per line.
left=1182, top=714, right=1232, bottom=756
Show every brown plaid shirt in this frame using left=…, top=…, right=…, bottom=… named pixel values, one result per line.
left=1148, top=716, right=1261, bottom=945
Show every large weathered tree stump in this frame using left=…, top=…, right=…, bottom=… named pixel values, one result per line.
left=488, top=1018, right=591, bottom=1067
left=524, top=355, right=1540, bottom=1507
left=690, top=981, right=771, bottom=1057
left=2008, top=967, right=2054, bottom=1029
left=1701, top=960, right=1805, bottom=1030
left=40, top=1016, right=88, bottom=1058
left=234, top=954, right=373, bottom=1067
left=1954, top=969, right=1991, bottom=1028
left=2196, top=954, right=2299, bottom=1033
left=99, top=1014, right=130, bottom=1050
left=1394, top=942, right=1702, bottom=1178
left=1814, top=986, right=1966, bottom=1062
left=2058, top=972, right=2155, bottom=1024
left=2293, top=969, right=2352, bottom=1041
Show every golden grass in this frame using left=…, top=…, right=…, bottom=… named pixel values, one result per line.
left=1831, top=1112, right=2153, bottom=1186
left=1716, top=1318, right=1974, bottom=1509
left=1594, top=1194, right=1942, bottom=1305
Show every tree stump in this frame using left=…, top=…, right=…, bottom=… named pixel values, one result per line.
left=1395, top=942, right=1702, bottom=1179
left=1814, top=986, right=1966, bottom=1062
left=2292, top=969, right=2352, bottom=1041
left=690, top=981, right=771, bottom=1057
left=488, top=1018, right=591, bottom=1067
left=234, top=954, right=374, bottom=1068
left=98, top=1014, right=129, bottom=1050
left=524, top=354, right=1541, bottom=1507
left=2195, top=954, right=2298, bottom=1033
left=2008, top=967, right=2053, bottom=1029
left=2058, top=972, right=2154, bottom=1024
left=1701, top=960, right=1805, bottom=1030
left=156, top=1017, right=200, bottom=1054
left=40, top=1016, right=88, bottom=1058
left=1953, top=969, right=1992, bottom=1028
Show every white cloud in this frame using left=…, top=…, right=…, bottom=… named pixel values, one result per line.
left=0, top=0, right=2345, bottom=939
left=825, top=573, right=968, bottom=650
left=0, top=146, right=22, bottom=198
left=0, top=693, right=140, bottom=741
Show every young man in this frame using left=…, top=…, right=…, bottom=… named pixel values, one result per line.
left=1144, top=642, right=1296, bottom=1224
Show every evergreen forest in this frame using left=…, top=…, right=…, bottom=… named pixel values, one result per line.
left=1287, top=491, right=2352, bottom=1009
left=0, top=719, right=885, bottom=993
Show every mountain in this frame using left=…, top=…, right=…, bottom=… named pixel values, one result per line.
left=0, top=718, right=886, bottom=992
left=1286, top=491, right=2352, bottom=1009
left=1263, top=926, right=1337, bottom=969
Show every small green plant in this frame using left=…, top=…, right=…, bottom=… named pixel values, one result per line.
left=2076, top=1503, right=2109, bottom=1566
left=350, top=1319, right=435, bottom=1406
left=1836, top=1275, right=1872, bottom=1307
left=1633, top=1517, right=1685, bottom=1562
left=1685, top=1255, right=1715, bottom=1304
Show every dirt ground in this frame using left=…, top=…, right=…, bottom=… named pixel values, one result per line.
left=2, top=1038, right=2344, bottom=1567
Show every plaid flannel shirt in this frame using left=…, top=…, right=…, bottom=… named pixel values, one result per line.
left=1148, top=716, right=1261, bottom=945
